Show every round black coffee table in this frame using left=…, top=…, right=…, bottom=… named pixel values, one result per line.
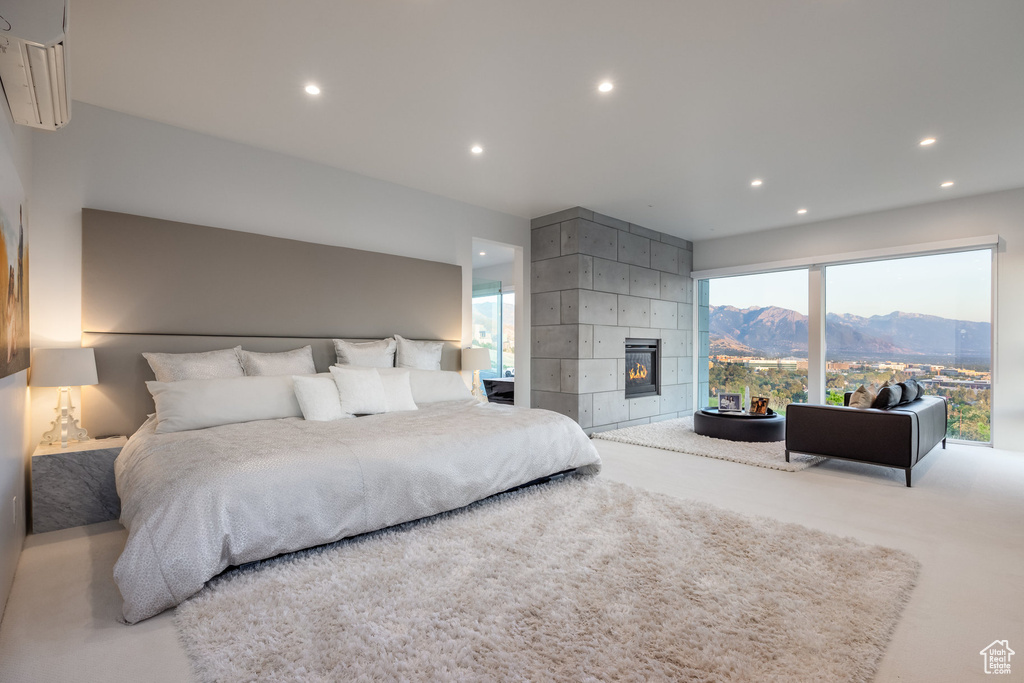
left=693, top=407, right=786, bottom=442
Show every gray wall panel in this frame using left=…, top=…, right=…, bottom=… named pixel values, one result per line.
left=82, top=209, right=461, bottom=340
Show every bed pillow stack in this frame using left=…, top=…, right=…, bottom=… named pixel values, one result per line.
left=237, top=346, right=316, bottom=376
left=143, top=346, right=315, bottom=433
left=333, top=338, right=397, bottom=368
left=147, top=375, right=304, bottom=433
left=143, top=347, right=244, bottom=382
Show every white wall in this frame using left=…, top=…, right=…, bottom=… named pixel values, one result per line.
left=0, top=104, right=33, bottom=618
left=694, top=187, right=1024, bottom=451
left=473, top=261, right=517, bottom=285
left=29, top=103, right=532, bottom=440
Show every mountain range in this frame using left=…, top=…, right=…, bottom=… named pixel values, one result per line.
left=709, top=305, right=991, bottom=360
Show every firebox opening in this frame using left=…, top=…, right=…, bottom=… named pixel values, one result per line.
left=625, top=338, right=660, bottom=399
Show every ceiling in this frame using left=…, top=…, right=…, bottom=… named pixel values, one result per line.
left=69, top=0, right=1024, bottom=240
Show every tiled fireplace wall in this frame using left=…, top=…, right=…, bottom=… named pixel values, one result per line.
left=530, top=207, right=694, bottom=433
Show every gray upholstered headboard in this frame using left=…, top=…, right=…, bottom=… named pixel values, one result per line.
left=80, top=210, right=463, bottom=437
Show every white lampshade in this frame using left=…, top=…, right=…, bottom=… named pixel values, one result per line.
left=462, top=347, right=491, bottom=372
left=30, top=348, right=99, bottom=388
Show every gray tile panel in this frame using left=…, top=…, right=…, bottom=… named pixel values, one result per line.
left=628, top=266, right=661, bottom=298
left=629, top=395, right=661, bottom=420
left=628, top=223, right=662, bottom=241
left=660, top=272, right=689, bottom=302
left=660, top=233, right=694, bottom=250
left=617, top=295, right=651, bottom=327
left=576, top=358, right=619, bottom=394
left=660, top=356, right=678, bottom=386
left=531, top=358, right=562, bottom=392
left=650, top=299, right=678, bottom=329
left=577, top=393, right=594, bottom=429
left=577, top=220, right=619, bottom=261
left=593, top=325, right=627, bottom=359
left=593, top=390, right=629, bottom=424
left=560, top=360, right=579, bottom=394
left=533, top=324, right=579, bottom=358
left=560, top=290, right=580, bottom=324
left=578, top=324, right=594, bottom=359
left=592, top=258, right=630, bottom=294
left=617, top=231, right=651, bottom=268
left=577, top=290, right=619, bottom=326
left=531, top=292, right=561, bottom=326
left=650, top=241, right=680, bottom=274
left=677, top=303, right=694, bottom=330
left=532, top=391, right=578, bottom=419
left=592, top=212, right=630, bottom=231
left=560, top=219, right=579, bottom=256
left=532, top=254, right=583, bottom=293
left=531, top=223, right=561, bottom=261
left=617, top=417, right=652, bottom=428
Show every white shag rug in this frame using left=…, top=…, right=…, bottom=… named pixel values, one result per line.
left=592, top=416, right=825, bottom=472
left=175, top=476, right=918, bottom=682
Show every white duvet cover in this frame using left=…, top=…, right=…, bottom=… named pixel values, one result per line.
left=114, top=400, right=601, bottom=623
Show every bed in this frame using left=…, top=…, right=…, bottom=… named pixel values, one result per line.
left=79, top=210, right=600, bottom=623
left=114, top=398, right=601, bottom=623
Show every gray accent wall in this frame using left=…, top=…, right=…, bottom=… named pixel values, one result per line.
left=82, top=209, right=462, bottom=340
left=531, top=207, right=694, bottom=433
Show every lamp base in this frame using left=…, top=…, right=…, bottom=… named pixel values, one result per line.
left=40, top=386, right=91, bottom=449
left=472, top=370, right=488, bottom=403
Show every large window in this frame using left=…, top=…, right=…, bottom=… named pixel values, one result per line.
left=825, top=250, right=992, bottom=442
left=471, top=279, right=515, bottom=379
left=707, top=269, right=808, bottom=414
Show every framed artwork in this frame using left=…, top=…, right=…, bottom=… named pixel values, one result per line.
left=750, top=396, right=770, bottom=415
left=0, top=145, right=28, bottom=381
left=718, top=392, right=741, bottom=412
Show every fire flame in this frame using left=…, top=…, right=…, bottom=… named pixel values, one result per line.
left=628, top=362, right=648, bottom=381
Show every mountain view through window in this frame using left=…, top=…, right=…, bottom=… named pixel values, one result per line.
left=705, top=251, right=992, bottom=441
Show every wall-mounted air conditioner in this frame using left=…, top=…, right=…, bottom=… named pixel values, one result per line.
left=0, top=0, right=70, bottom=130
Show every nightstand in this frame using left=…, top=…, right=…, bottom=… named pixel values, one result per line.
left=31, top=436, right=127, bottom=533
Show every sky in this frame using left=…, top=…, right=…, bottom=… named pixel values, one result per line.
left=708, top=249, right=992, bottom=322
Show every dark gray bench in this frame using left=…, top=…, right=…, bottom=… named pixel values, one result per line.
left=785, top=395, right=947, bottom=486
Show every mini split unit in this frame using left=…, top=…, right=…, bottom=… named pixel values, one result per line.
left=0, top=0, right=70, bottom=130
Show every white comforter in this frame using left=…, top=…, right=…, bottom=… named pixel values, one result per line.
left=113, top=400, right=601, bottom=623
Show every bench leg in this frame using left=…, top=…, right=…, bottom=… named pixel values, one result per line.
left=942, top=437, right=946, bottom=449
left=905, top=469, right=912, bottom=487
left=785, top=450, right=790, bottom=463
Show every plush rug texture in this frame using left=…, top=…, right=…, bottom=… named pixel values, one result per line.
left=175, top=475, right=918, bottom=682
left=592, top=416, right=825, bottom=472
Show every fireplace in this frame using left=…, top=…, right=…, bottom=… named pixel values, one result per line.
left=625, top=338, right=660, bottom=398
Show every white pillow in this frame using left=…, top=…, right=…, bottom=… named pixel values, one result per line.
left=329, top=366, right=388, bottom=415
left=292, top=374, right=350, bottom=422
left=394, top=335, right=444, bottom=371
left=380, top=368, right=473, bottom=404
left=143, top=347, right=244, bottom=382
left=238, top=346, right=316, bottom=376
left=333, top=338, right=396, bottom=368
left=147, top=375, right=302, bottom=433
left=378, top=368, right=418, bottom=412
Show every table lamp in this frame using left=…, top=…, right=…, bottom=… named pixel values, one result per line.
left=462, top=347, right=491, bottom=402
left=31, top=347, right=99, bottom=448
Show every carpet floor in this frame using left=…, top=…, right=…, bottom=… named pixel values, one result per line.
left=175, top=475, right=918, bottom=682
left=592, top=416, right=824, bottom=472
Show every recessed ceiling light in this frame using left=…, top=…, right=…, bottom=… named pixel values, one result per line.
left=304, top=84, right=320, bottom=95
left=470, top=144, right=483, bottom=155
left=940, top=180, right=954, bottom=188
left=797, top=208, right=808, bottom=215
left=479, top=251, right=486, bottom=256
left=598, top=81, right=614, bottom=93
left=750, top=179, right=763, bottom=187
left=919, top=137, right=936, bottom=146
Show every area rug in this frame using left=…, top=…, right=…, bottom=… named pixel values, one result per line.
left=175, top=475, right=918, bottom=682
left=592, top=416, right=825, bottom=472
